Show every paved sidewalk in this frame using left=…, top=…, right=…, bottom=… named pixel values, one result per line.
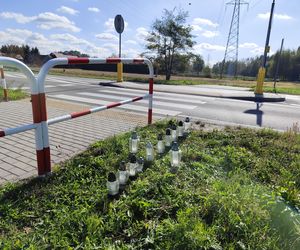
left=0, top=98, right=150, bottom=185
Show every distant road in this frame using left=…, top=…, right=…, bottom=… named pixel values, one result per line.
left=5, top=72, right=300, bottom=131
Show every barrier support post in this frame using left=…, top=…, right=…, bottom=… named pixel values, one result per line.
left=148, top=77, right=153, bottom=125
left=0, top=65, right=8, bottom=101
left=117, top=62, right=123, bottom=82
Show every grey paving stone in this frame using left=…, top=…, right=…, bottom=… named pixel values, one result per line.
left=0, top=98, right=149, bottom=185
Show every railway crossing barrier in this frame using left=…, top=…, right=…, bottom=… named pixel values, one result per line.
left=0, top=56, right=154, bottom=176
left=0, top=65, right=8, bottom=101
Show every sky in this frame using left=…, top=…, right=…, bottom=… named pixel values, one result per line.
left=0, top=0, right=299, bottom=65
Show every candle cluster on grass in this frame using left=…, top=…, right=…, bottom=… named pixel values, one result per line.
left=107, top=118, right=191, bottom=196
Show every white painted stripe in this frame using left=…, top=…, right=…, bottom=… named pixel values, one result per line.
left=4, top=123, right=37, bottom=136
left=98, top=86, right=209, bottom=104
left=79, top=92, right=197, bottom=109
left=100, top=89, right=207, bottom=105
left=290, top=104, right=300, bottom=109
left=5, top=73, right=25, bottom=78
left=50, top=94, right=180, bottom=116
left=11, top=85, right=55, bottom=90
left=48, top=114, right=72, bottom=125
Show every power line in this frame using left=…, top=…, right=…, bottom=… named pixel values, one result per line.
left=220, top=0, right=248, bottom=78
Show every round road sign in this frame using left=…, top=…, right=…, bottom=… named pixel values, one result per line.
left=114, top=15, right=124, bottom=34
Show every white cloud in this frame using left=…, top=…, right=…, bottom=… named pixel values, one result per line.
left=191, top=24, right=203, bottom=32
left=125, top=40, right=138, bottom=45
left=250, top=47, right=265, bottom=55
left=240, top=42, right=259, bottom=49
left=0, top=11, right=80, bottom=32
left=258, top=12, right=293, bottom=20
left=104, top=17, right=128, bottom=32
left=201, top=30, right=219, bottom=38
left=35, top=12, right=80, bottom=32
left=57, top=6, right=79, bottom=15
left=88, top=7, right=100, bottom=13
left=193, top=18, right=218, bottom=28
left=194, top=43, right=225, bottom=52
left=0, top=28, right=115, bottom=57
left=95, top=33, right=118, bottom=41
left=50, top=33, right=90, bottom=45
left=0, top=12, right=33, bottom=23
left=136, top=27, right=149, bottom=43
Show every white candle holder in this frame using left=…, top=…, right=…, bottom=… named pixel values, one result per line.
left=165, top=128, right=172, bottom=147
left=118, top=161, right=128, bottom=185
left=170, top=142, right=182, bottom=167
left=129, top=131, right=139, bottom=153
left=184, top=117, right=191, bottom=133
left=177, top=121, right=184, bottom=138
left=136, top=157, right=144, bottom=173
left=107, top=172, right=119, bottom=196
left=129, top=154, right=137, bottom=176
left=157, top=133, right=165, bottom=154
left=146, top=141, right=154, bottom=161
left=171, top=124, right=177, bottom=142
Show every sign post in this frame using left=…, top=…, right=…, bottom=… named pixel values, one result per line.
left=114, top=14, right=125, bottom=82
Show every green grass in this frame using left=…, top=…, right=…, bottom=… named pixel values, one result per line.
left=263, top=86, right=300, bottom=95
left=0, top=121, right=300, bottom=249
left=0, top=87, right=27, bottom=101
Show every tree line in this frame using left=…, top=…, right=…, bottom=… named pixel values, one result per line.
left=212, top=47, right=300, bottom=81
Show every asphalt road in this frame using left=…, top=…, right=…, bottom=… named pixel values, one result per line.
left=5, top=71, right=300, bottom=132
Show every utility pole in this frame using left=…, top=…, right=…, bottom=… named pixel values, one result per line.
left=255, top=0, right=275, bottom=95
left=273, top=38, right=284, bottom=92
left=220, top=0, right=248, bottom=79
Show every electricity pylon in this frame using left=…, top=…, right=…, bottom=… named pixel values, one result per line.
left=220, top=0, right=248, bottom=78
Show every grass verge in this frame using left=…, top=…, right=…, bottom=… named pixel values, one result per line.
left=0, top=121, right=299, bottom=249
left=0, top=87, right=27, bottom=102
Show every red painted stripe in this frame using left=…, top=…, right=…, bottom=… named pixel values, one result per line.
left=106, top=58, right=121, bottom=63
left=149, top=78, right=154, bottom=94
left=133, top=59, right=144, bottom=64
left=132, top=96, right=143, bottom=102
left=39, top=93, right=47, bottom=121
left=0, top=130, right=5, bottom=137
left=31, top=94, right=41, bottom=123
left=68, top=58, right=89, bottom=64
left=36, top=149, right=45, bottom=176
left=148, top=109, right=153, bottom=125
left=44, top=147, right=51, bottom=173
left=107, top=102, right=121, bottom=109
left=71, top=109, right=91, bottom=118
left=3, top=89, right=8, bottom=101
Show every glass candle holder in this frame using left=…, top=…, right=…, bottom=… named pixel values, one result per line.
left=165, top=128, right=172, bottom=147
left=170, top=142, right=182, bottom=167
left=129, top=154, right=137, bottom=176
left=136, top=157, right=144, bottom=173
left=157, top=133, right=165, bottom=154
left=118, top=161, right=128, bottom=185
left=107, top=172, right=119, bottom=196
left=177, top=120, right=184, bottom=138
left=146, top=141, right=154, bottom=161
left=171, top=124, right=177, bottom=142
left=184, top=117, right=191, bottom=133
left=129, top=131, right=139, bottom=153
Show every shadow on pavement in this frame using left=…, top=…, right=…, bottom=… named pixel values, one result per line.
left=244, top=103, right=264, bottom=127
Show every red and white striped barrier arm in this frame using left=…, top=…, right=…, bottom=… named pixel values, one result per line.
left=0, top=123, right=37, bottom=138
left=47, top=94, right=149, bottom=125
left=0, top=57, right=47, bottom=175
